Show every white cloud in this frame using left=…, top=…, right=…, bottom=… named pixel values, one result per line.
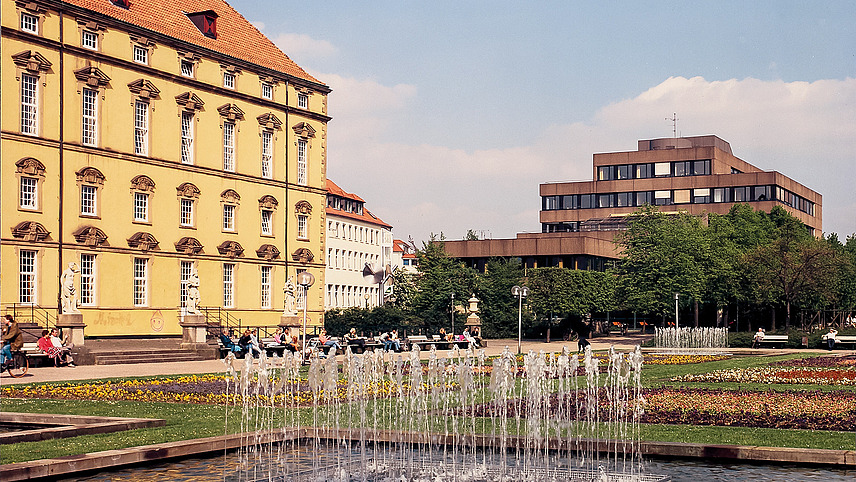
left=327, top=76, right=856, bottom=243
left=270, top=33, right=338, bottom=63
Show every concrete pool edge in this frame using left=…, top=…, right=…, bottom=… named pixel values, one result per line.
left=1, top=428, right=853, bottom=481
left=0, top=412, right=166, bottom=444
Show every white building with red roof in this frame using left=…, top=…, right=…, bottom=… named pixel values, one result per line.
left=392, top=239, right=418, bottom=273
left=325, top=180, right=393, bottom=309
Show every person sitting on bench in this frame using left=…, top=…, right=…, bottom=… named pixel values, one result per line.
left=220, top=329, right=243, bottom=355
left=38, top=329, right=74, bottom=366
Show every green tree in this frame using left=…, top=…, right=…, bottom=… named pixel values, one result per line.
left=746, top=220, right=839, bottom=329
left=477, top=258, right=526, bottom=337
left=410, top=235, right=478, bottom=334
left=614, top=206, right=712, bottom=322
left=527, top=268, right=616, bottom=317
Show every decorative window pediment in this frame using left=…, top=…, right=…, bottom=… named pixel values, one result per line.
left=11, top=221, right=50, bottom=241
left=127, top=79, right=160, bottom=99
left=16, top=157, right=46, bottom=177
left=17, top=1, right=47, bottom=14
left=256, top=112, right=282, bottom=129
left=12, top=50, right=52, bottom=73
left=175, top=236, right=203, bottom=254
left=256, top=244, right=280, bottom=260
left=76, top=166, right=106, bottom=185
left=74, top=66, right=110, bottom=88
left=127, top=231, right=159, bottom=251
left=217, top=103, right=244, bottom=121
left=73, top=225, right=108, bottom=246
left=291, top=122, right=315, bottom=139
left=291, top=248, right=314, bottom=263
left=217, top=240, right=244, bottom=258
left=258, top=195, right=279, bottom=210
left=176, top=182, right=201, bottom=198
left=294, top=200, right=312, bottom=215
left=130, top=174, right=155, bottom=192
left=175, top=91, right=204, bottom=111
left=220, top=189, right=241, bottom=203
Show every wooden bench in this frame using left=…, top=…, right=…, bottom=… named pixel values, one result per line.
left=823, top=334, right=856, bottom=348
left=757, top=334, right=789, bottom=347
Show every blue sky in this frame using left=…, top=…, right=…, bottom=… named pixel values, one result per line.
left=232, top=1, right=856, bottom=243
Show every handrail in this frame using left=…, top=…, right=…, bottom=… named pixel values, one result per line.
left=4, top=303, right=57, bottom=331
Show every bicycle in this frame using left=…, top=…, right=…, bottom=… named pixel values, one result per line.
left=2, top=350, right=29, bottom=378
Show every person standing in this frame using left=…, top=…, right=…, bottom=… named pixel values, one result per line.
left=1, top=315, right=24, bottom=367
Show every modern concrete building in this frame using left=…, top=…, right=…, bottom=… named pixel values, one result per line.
left=2, top=0, right=330, bottom=336
left=446, top=135, right=822, bottom=271
left=324, top=180, right=393, bottom=310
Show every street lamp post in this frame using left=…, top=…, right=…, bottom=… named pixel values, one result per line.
left=512, top=285, right=529, bottom=354
left=297, top=271, right=315, bottom=356
left=674, top=293, right=680, bottom=328
left=451, top=292, right=455, bottom=337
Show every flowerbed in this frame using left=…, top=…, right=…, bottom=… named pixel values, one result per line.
left=768, top=355, right=856, bottom=368
left=0, top=375, right=442, bottom=406
left=468, top=388, right=855, bottom=431
left=671, top=367, right=856, bottom=386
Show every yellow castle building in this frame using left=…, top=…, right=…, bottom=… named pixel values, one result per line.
left=1, top=0, right=330, bottom=336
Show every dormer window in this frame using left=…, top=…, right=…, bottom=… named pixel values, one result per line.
left=187, top=11, right=218, bottom=39
left=111, top=0, right=130, bottom=8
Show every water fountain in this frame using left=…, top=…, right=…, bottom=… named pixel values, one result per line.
left=220, top=344, right=670, bottom=482
left=653, top=327, right=728, bottom=354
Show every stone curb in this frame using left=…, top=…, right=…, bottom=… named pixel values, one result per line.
left=1, top=428, right=853, bottom=481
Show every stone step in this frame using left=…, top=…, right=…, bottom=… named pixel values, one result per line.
left=94, top=351, right=209, bottom=365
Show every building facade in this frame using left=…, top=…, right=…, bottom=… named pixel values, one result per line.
left=446, top=136, right=822, bottom=270
left=2, top=0, right=330, bottom=336
left=391, top=239, right=418, bottom=273
left=325, top=180, right=393, bottom=310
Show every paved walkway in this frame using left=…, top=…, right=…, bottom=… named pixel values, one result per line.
left=1, top=335, right=846, bottom=386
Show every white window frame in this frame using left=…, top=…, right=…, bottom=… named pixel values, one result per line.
left=180, top=198, right=194, bottom=227
left=181, top=112, right=194, bottom=164
left=297, top=92, right=308, bottom=109
left=260, top=265, right=272, bottom=309
left=20, top=12, right=38, bottom=34
left=180, top=260, right=193, bottom=308
left=223, top=121, right=235, bottom=172
left=79, top=253, right=96, bottom=306
left=223, top=263, right=235, bottom=308
left=134, top=100, right=149, bottom=156
left=20, top=177, right=38, bottom=210
left=81, top=184, right=97, bottom=216
left=21, top=72, right=38, bottom=135
left=82, top=88, right=98, bottom=146
left=261, top=82, right=273, bottom=100
left=261, top=209, right=273, bottom=236
left=133, top=45, right=148, bottom=64
left=81, top=29, right=97, bottom=50
left=133, top=257, right=148, bottom=306
left=297, top=214, right=308, bottom=239
left=19, top=249, right=37, bottom=304
left=134, top=192, right=149, bottom=222
left=223, top=204, right=236, bottom=231
left=297, top=138, right=307, bottom=185
left=296, top=269, right=306, bottom=309
left=261, top=130, right=273, bottom=179
left=223, top=72, right=235, bottom=89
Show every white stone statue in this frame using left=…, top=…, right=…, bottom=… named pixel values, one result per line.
left=283, top=276, right=297, bottom=315
left=60, top=262, right=81, bottom=314
left=186, top=268, right=201, bottom=315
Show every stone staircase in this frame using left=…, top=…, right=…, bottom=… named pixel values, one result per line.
left=92, top=347, right=214, bottom=365
left=77, top=337, right=218, bottom=366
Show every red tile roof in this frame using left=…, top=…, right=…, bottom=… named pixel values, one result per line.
left=326, top=179, right=391, bottom=229
left=326, top=179, right=365, bottom=203
left=64, top=0, right=322, bottom=85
